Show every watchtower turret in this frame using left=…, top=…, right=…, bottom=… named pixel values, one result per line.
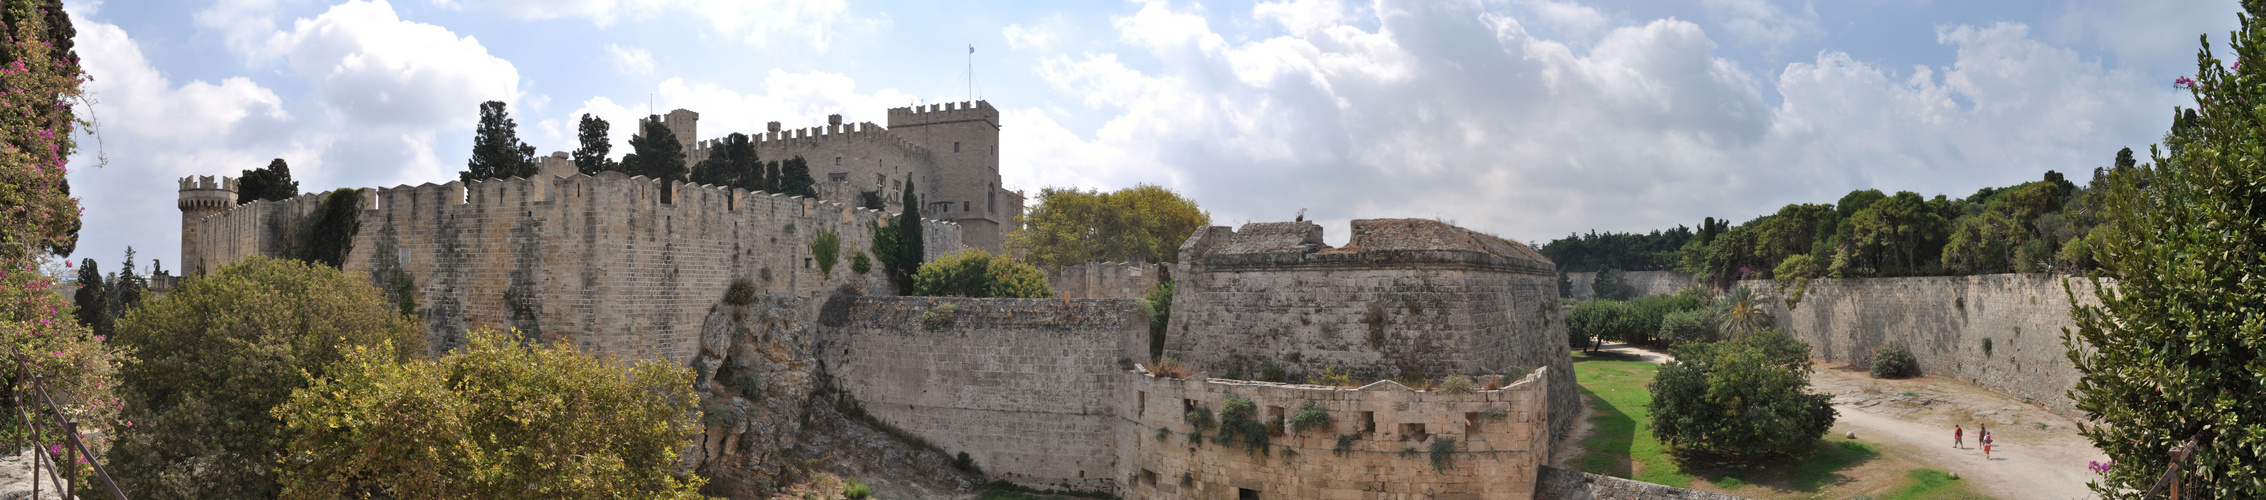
left=887, top=100, right=1008, bottom=252
left=178, top=175, right=237, bottom=274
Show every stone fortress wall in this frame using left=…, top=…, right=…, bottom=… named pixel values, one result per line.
left=1563, top=270, right=1694, bottom=300
left=815, top=296, right=1146, bottom=492
left=662, top=100, right=1022, bottom=254
left=1048, top=261, right=1164, bottom=300
left=1162, top=219, right=1581, bottom=443
left=1116, top=367, right=1554, bottom=500
left=184, top=172, right=965, bottom=359
left=1744, top=274, right=2102, bottom=419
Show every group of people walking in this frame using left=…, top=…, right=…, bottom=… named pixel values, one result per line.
left=1953, top=424, right=1996, bottom=459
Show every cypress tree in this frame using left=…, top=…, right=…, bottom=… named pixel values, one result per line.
left=73, top=258, right=105, bottom=336
left=893, top=180, right=925, bottom=292
left=779, top=156, right=816, bottom=198
left=622, top=115, right=687, bottom=182
left=461, top=101, right=539, bottom=183
left=238, top=158, right=299, bottom=202
left=572, top=113, right=619, bottom=175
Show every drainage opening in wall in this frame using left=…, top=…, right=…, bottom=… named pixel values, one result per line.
left=1239, top=487, right=1260, bottom=500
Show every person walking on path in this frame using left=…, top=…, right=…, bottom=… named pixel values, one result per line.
left=1954, top=425, right=1964, bottom=449
left=1983, top=431, right=1994, bottom=460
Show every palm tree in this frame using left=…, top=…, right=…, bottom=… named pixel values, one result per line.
left=1720, top=285, right=1772, bottom=336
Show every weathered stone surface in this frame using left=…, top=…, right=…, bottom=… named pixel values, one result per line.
left=1743, top=274, right=2101, bottom=419
left=1164, top=219, right=1579, bottom=446
left=1118, top=367, right=1555, bottom=500
left=1563, top=271, right=1694, bottom=300
left=1534, top=465, right=1752, bottom=500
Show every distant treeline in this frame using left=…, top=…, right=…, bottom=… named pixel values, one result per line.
left=1544, top=148, right=2139, bottom=289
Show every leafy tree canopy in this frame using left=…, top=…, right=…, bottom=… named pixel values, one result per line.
left=110, top=256, right=423, bottom=498
left=689, top=132, right=761, bottom=192
left=238, top=158, right=300, bottom=202
left=1648, top=329, right=1835, bottom=459
left=573, top=113, right=621, bottom=175
left=622, top=115, right=687, bottom=182
left=1006, top=184, right=1211, bottom=267
left=1538, top=226, right=1692, bottom=273
left=911, top=248, right=1053, bottom=298
left=275, top=328, right=704, bottom=499
left=2065, top=7, right=2266, bottom=496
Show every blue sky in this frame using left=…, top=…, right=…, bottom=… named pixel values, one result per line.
left=61, top=0, right=2233, bottom=270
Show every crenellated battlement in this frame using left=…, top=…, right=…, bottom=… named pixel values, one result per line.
left=690, top=120, right=938, bottom=166
left=887, top=100, right=998, bottom=128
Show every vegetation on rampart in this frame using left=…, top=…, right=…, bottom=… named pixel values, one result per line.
left=911, top=249, right=1052, bottom=299
left=1006, top=184, right=1210, bottom=267
left=1648, top=329, right=1835, bottom=460
left=238, top=158, right=299, bottom=202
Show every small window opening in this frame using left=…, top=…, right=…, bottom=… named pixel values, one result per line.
left=804, top=258, right=813, bottom=269
left=1140, top=469, right=1158, bottom=487
left=1238, top=487, right=1260, bottom=500
left=1267, top=406, right=1285, bottom=437
left=954, top=141, right=961, bottom=153
left=1465, top=412, right=1484, bottom=436
left=1358, top=411, right=1376, bottom=436
left=1138, top=392, right=1147, bottom=416
left=1401, top=423, right=1428, bottom=442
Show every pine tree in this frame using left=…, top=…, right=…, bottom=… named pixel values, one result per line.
left=461, top=101, right=539, bottom=183
left=621, top=115, right=687, bottom=182
left=893, top=180, right=925, bottom=292
left=779, top=155, right=817, bottom=198
left=763, top=160, right=782, bottom=192
left=688, top=133, right=759, bottom=191
left=572, top=113, right=619, bottom=175
left=238, top=158, right=299, bottom=202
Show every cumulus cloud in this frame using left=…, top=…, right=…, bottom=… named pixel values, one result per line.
left=529, top=70, right=921, bottom=161
left=607, top=43, right=656, bottom=75
left=1009, top=0, right=2178, bottom=245
left=67, top=17, right=304, bottom=265
left=472, top=0, right=880, bottom=51
left=1699, top=0, right=1820, bottom=48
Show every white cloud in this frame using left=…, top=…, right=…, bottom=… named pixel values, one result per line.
left=1518, top=0, right=1609, bottom=43
left=1699, top=0, right=1820, bottom=48
left=607, top=44, right=656, bottom=76
left=251, top=0, right=522, bottom=187
left=191, top=0, right=278, bottom=60
left=1006, top=0, right=2177, bottom=245
left=533, top=70, right=921, bottom=161
left=1003, top=23, right=1058, bottom=51
left=2047, top=0, right=2240, bottom=78
left=473, top=0, right=881, bottom=51
left=67, top=17, right=306, bottom=265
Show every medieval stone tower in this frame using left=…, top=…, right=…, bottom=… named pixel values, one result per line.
left=887, top=101, right=1011, bottom=252
left=177, top=175, right=237, bottom=273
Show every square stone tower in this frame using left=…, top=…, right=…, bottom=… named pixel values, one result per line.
left=887, top=101, right=1009, bottom=252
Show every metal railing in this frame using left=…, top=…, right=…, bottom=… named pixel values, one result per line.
left=9, top=352, right=126, bottom=499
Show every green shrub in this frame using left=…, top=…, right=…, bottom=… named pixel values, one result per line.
left=1216, top=394, right=1270, bottom=455
left=112, top=256, right=423, bottom=498
left=1567, top=300, right=1635, bottom=348
left=1428, top=437, right=1456, bottom=471
left=812, top=228, right=841, bottom=278
left=1658, top=308, right=1721, bottom=346
left=1260, top=364, right=1287, bottom=383
left=1870, top=341, right=1920, bottom=379
left=1184, top=405, right=1216, bottom=434
left=953, top=451, right=974, bottom=472
left=1144, top=278, right=1175, bottom=359
left=851, top=251, right=873, bottom=275
left=725, top=278, right=757, bottom=305
left=273, top=327, right=704, bottom=498
left=1288, top=400, right=1331, bottom=435
left=1981, top=337, right=1993, bottom=357
left=911, top=249, right=1053, bottom=298
left=921, top=302, right=961, bottom=330
left=1440, top=374, right=1476, bottom=394
left=843, top=477, right=871, bottom=499
left=1647, top=329, right=1835, bottom=459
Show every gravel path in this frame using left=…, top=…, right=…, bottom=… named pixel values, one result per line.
left=1603, top=342, right=2107, bottom=500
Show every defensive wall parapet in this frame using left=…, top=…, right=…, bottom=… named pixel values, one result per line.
left=186, top=172, right=965, bottom=360
left=1164, top=219, right=1579, bottom=444
left=1117, top=365, right=1552, bottom=499
left=1048, top=261, right=1163, bottom=300
left=887, top=100, right=999, bottom=128
left=815, top=296, right=1145, bottom=493
left=1742, top=274, right=2103, bottom=419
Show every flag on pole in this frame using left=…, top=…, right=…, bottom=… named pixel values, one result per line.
left=969, top=45, right=975, bottom=54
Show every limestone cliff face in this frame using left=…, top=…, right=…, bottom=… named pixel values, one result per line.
left=690, top=294, right=821, bottom=497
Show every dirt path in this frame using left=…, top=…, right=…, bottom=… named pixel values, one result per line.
left=1605, top=343, right=2106, bottom=500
